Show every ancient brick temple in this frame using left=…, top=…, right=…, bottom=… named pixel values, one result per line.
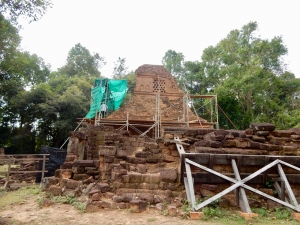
left=104, top=64, right=212, bottom=136
left=44, top=65, right=300, bottom=216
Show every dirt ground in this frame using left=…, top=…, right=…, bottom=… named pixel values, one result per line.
left=1, top=186, right=299, bottom=225
left=0, top=198, right=221, bottom=225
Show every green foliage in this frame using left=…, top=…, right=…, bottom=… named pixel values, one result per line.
left=113, top=57, right=128, bottom=79
left=0, top=0, right=52, bottom=23
left=58, top=43, right=106, bottom=77
left=202, top=206, right=224, bottom=220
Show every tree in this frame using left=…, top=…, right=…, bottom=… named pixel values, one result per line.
left=201, top=22, right=288, bottom=128
left=112, top=57, right=128, bottom=79
left=59, top=43, right=106, bottom=77
left=162, top=50, right=185, bottom=79
left=0, top=0, right=53, bottom=22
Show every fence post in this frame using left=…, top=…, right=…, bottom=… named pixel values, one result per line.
left=41, top=154, right=46, bottom=181
left=4, top=157, right=11, bottom=190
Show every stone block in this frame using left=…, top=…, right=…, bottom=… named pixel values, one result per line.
left=256, top=131, right=270, bottom=136
left=229, top=130, right=246, bottom=138
left=168, top=206, right=178, bottom=217
left=247, top=141, right=261, bottom=149
left=195, top=140, right=210, bottom=147
left=139, top=183, right=159, bottom=190
left=96, top=183, right=111, bottom=193
left=91, top=193, right=101, bottom=201
left=190, top=212, right=204, bottom=220
left=139, top=193, right=155, bottom=203
left=250, top=123, right=276, bottom=131
left=100, top=201, right=111, bottom=208
left=130, top=200, right=148, bottom=213
left=116, top=150, right=127, bottom=159
left=47, top=185, right=62, bottom=196
left=127, top=173, right=142, bottom=183
left=252, top=135, right=266, bottom=143
left=160, top=169, right=177, bottom=182
left=272, top=130, right=292, bottom=137
left=164, top=134, right=174, bottom=139
left=144, top=142, right=158, bottom=149
left=57, top=169, right=72, bottom=179
left=222, top=140, right=236, bottom=147
left=235, top=138, right=249, bottom=148
left=72, top=166, right=85, bottom=174
left=136, top=164, right=147, bottom=174
left=210, top=141, right=222, bottom=148
left=104, top=156, right=114, bottom=163
left=65, top=155, right=77, bottom=162
left=135, top=151, right=151, bottom=158
left=141, top=174, right=161, bottom=184
left=65, top=180, right=82, bottom=189
left=73, top=160, right=99, bottom=167
left=98, top=146, right=117, bottom=156
left=163, top=155, right=177, bottom=162
left=184, top=129, right=198, bottom=137
left=73, top=174, right=90, bottom=181
left=145, top=156, right=162, bottom=163
left=127, top=157, right=146, bottom=164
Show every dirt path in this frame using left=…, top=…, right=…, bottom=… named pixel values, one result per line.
left=0, top=198, right=211, bottom=225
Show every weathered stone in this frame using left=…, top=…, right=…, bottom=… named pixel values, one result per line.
left=144, top=142, right=158, bottom=149
left=100, top=201, right=111, bottom=208
left=65, top=155, right=77, bottom=162
left=194, top=140, right=210, bottom=147
left=65, top=180, right=82, bottom=189
left=247, top=141, right=261, bottom=149
left=73, top=160, right=99, bottom=167
left=210, top=141, right=222, bottom=148
left=235, top=138, right=249, bottom=148
left=291, top=135, right=300, bottom=140
left=56, top=169, right=72, bottom=179
left=73, top=174, right=90, bottom=181
left=98, top=146, right=117, bottom=156
left=139, top=193, right=155, bottom=204
left=72, top=166, right=85, bottom=174
left=184, top=129, right=198, bottom=137
left=135, top=151, right=151, bottom=158
left=130, top=200, right=148, bottom=213
left=47, top=185, right=62, bottom=196
left=252, top=135, right=266, bottom=143
left=222, top=140, right=236, bottom=147
left=163, top=155, right=176, bottom=162
left=256, top=131, right=270, bottom=136
left=146, top=156, right=162, bottom=163
left=141, top=174, right=161, bottom=184
left=168, top=206, right=178, bottom=216
left=127, top=157, right=146, bottom=164
left=104, top=156, right=114, bottom=163
left=136, top=164, right=147, bottom=174
left=250, top=123, right=276, bottom=131
left=91, top=193, right=101, bottom=201
left=160, top=169, right=177, bottom=182
left=261, top=144, right=283, bottom=151
left=229, top=130, right=246, bottom=138
left=96, top=183, right=111, bottom=193
left=272, top=130, right=292, bottom=138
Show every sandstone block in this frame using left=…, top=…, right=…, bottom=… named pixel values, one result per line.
left=252, top=135, right=266, bottom=143
left=73, top=174, right=90, bottom=181
left=98, top=146, right=117, bottom=156
left=47, top=185, right=62, bottom=196
left=65, top=180, right=82, bottom=189
left=91, top=193, right=101, bottom=201
left=141, top=174, right=161, bottom=184
left=130, top=200, right=148, bottom=213
left=127, top=157, right=146, bottom=164
left=250, top=123, right=276, bottom=131
left=96, top=183, right=111, bottom=193
left=136, top=164, right=147, bottom=174
left=160, top=169, right=177, bottom=182
left=256, top=131, right=270, bottom=136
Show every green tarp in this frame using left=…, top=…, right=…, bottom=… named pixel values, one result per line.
left=85, top=78, right=128, bottom=119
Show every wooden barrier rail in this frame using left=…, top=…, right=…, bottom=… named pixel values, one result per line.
left=0, top=154, right=49, bottom=190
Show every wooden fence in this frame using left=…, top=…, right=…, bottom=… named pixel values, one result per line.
left=0, top=154, right=49, bottom=189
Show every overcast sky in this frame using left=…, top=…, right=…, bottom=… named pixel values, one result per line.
left=19, top=0, right=300, bottom=78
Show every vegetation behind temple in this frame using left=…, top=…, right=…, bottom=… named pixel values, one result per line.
left=0, top=2, right=299, bottom=154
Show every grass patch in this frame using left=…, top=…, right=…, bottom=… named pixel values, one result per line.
left=0, top=185, right=43, bottom=209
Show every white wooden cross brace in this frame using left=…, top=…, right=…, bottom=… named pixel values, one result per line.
left=184, top=158, right=300, bottom=212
